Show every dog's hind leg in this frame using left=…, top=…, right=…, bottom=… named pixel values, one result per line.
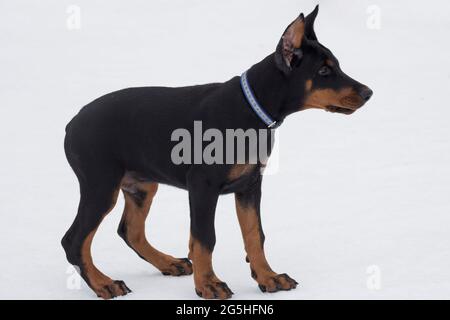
left=61, top=162, right=131, bottom=299
left=117, top=180, right=192, bottom=276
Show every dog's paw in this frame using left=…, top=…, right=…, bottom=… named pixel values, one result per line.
left=161, top=258, right=193, bottom=276
left=195, top=280, right=234, bottom=299
left=95, top=280, right=132, bottom=299
left=256, top=273, right=298, bottom=293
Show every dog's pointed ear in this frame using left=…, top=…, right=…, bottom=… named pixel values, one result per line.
left=275, top=13, right=305, bottom=75
left=305, top=5, right=319, bottom=41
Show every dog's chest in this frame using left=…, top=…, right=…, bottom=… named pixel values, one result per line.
left=220, top=163, right=261, bottom=193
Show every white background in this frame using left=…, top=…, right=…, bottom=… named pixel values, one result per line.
left=1, top=0, right=449, bottom=299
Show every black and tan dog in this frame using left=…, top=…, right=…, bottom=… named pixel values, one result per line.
left=62, top=5, right=372, bottom=299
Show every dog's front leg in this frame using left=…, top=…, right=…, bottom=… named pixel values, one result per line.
left=235, top=175, right=298, bottom=293
left=187, top=171, right=233, bottom=299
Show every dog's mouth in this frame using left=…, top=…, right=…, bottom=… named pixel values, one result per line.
left=325, top=95, right=366, bottom=115
left=325, top=94, right=367, bottom=115
left=324, top=94, right=368, bottom=115
left=325, top=105, right=357, bottom=115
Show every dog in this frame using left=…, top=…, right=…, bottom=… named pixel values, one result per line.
left=62, top=5, right=373, bottom=299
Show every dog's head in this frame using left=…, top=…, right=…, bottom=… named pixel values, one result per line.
left=275, top=5, right=373, bottom=115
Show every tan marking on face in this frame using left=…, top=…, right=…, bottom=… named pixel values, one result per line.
left=303, top=87, right=362, bottom=110
left=305, top=79, right=313, bottom=92
left=227, top=164, right=257, bottom=181
left=326, top=59, right=335, bottom=67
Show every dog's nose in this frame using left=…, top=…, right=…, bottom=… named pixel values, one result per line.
left=359, top=87, right=373, bottom=102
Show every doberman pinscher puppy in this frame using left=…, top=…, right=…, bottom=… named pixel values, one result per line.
left=62, top=5, right=372, bottom=299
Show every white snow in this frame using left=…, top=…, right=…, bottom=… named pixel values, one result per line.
left=1, top=0, right=450, bottom=299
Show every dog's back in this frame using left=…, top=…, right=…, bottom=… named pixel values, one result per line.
left=64, top=82, right=235, bottom=184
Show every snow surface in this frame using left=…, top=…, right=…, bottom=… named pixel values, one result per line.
left=1, top=0, right=450, bottom=299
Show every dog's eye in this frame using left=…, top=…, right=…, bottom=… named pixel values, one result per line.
left=318, top=66, right=331, bottom=76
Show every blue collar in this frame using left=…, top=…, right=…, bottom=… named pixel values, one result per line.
left=240, top=71, right=281, bottom=129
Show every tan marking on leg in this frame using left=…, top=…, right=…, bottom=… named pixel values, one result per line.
left=81, top=228, right=112, bottom=289
left=188, top=234, right=194, bottom=260
left=120, top=182, right=192, bottom=276
left=80, top=189, right=130, bottom=298
left=191, top=236, right=232, bottom=299
left=235, top=197, right=274, bottom=276
left=235, top=196, right=297, bottom=292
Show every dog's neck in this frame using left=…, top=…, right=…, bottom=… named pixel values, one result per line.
left=246, top=54, right=299, bottom=123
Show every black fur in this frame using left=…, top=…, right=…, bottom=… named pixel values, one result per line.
left=62, top=5, right=372, bottom=296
